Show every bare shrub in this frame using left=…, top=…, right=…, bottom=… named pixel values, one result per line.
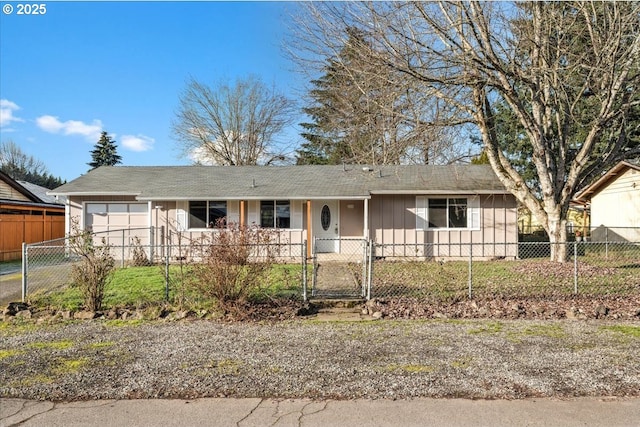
left=186, top=221, right=279, bottom=311
left=131, top=236, right=151, bottom=266
left=68, top=220, right=116, bottom=311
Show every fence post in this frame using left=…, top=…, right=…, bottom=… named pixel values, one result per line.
left=121, top=229, right=125, bottom=268
left=311, top=238, right=318, bottom=297
left=573, top=241, right=578, bottom=294
left=21, top=242, right=27, bottom=302
left=149, top=226, right=155, bottom=263
left=302, top=240, right=307, bottom=302
left=164, top=244, right=170, bottom=301
left=367, top=240, right=374, bottom=301
left=468, top=243, right=473, bottom=299
left=361, top=239, right=368, bottom=298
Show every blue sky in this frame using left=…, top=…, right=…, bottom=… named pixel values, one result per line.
left=0, top=1, right=304, bottom=182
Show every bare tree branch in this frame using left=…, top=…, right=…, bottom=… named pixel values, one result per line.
left=173, top=76, right=296, bottom=166
left=290, top=1, right=640, bottom=261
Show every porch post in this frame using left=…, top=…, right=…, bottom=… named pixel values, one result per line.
left=363, top=198, right=369, bottom=239
left=64, top=199, right=71, bottom=236
left=240, top=200, right=245, bottom=227
left=306, top=200, right=312, bottom=258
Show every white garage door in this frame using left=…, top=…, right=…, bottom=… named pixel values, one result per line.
left=85, top=202, right=149, bottom=244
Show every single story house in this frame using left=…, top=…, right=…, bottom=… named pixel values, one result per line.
left=0, top=171, right=66, bottom=261
left=574, top=160, right=640, bottom=242
left=49, top=164, right=518, bottom=259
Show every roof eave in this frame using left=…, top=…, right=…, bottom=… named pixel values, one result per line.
left=48, top=191, right=142, bottom=197
left=369, top=190, right=511, bottom=195
left=137, top=195, right=372, bottom=201
left=0, top=200, right=66, bottom=210
left=574, top=161, right=640, bottom=202
left=0, top=171, right=44, bottom=203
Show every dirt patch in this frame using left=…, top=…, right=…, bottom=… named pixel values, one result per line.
left=366, top=295, right=640, bottom=320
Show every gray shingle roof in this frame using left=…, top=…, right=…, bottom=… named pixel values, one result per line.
left=17, top=181, right=66, bottom=205
left=50, top=164, right=508, bottom=200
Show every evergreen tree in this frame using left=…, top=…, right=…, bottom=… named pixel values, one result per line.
left=297, top=27, right=424, bottom=166
left=296, top=60, right=352, bottom=165
left=88, top=131, right=122, bottom=170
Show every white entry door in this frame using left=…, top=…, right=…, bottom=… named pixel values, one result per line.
left=313, top=200, right=339, bottom=253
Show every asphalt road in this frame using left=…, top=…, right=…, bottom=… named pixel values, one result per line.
left=2, top=397, right=639, bottom=427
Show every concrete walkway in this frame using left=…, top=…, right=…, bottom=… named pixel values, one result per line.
left=2, top=397, right=639, bottom=427
left=313, top=261, right=362, bottom=298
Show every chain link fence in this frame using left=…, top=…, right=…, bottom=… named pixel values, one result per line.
left=310, top=238, right=370, bottom=299
left=9, top=228, right=308, bottom=306
left=7, top=229, right=640, bottom=306
left=13, top=227, right=153, bottom=303
left=370, top=241, right=639, bottom=300
left=519, top=225, right=640, bottom=243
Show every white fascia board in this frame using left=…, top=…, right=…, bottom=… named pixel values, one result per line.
left=138, top=195, right=371, bottom=201
left=369, top=190, right=510, bottom=195
left=47, top=191, right=141, bottom=197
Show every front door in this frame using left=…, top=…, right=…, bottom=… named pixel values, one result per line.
left=313, top=200, right=339, bottom=253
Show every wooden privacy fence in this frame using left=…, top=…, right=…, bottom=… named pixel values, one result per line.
left=0, top=213, right=65, bottom=261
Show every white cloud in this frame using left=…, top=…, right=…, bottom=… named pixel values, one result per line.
left=0, top=99, right=25, bottom=128
left=35, top=115, right=64, bottom=133
left=189, top=146, right=216, bottom=165
left=121, top=134, right=155, bottom=152
left=35, top=115, right=103, bottom=141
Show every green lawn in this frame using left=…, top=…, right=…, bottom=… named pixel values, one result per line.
left=370, top=255, right=640, bottom=300
left=32, top=263, right=305, bottom=311
left=27, top=250, right=640, bottom=309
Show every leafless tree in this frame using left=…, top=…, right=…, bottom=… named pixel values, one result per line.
left=288, top=3, right=475, bottom=166
left=291, top=1, right=640, bottom=261
left=0, top=140, right=47, bottom=177
left=173, top=76, right=296, bottom=166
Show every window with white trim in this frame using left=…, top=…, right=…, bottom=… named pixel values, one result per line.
left=416, top=196, right=480, bottom=230
left=260, top=200, right=290, bottom=228
left=189, top=201, right=227, bottom=228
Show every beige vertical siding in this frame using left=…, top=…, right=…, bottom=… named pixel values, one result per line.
left=339, top=200, right=364, bottom=237
left=369, top=193, right=517, bottom=259
left=67, top=192, right=518, bottom=259
left=590, top=168, right=640, bottom=241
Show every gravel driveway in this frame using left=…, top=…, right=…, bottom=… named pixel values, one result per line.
left=1, top=318, right=639, bottom=401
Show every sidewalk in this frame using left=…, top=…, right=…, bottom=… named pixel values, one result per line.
left=2, top=397, right=639, bottom=427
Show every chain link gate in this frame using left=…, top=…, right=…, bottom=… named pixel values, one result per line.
left=311, top=238, right=371, bottom=299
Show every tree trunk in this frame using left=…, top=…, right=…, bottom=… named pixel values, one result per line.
left=546, top=209, right=568, bottom=262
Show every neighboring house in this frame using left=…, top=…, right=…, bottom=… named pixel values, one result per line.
left=518, top=204, right=588, bottom=237
left=0, top=171, right=66, bottom=261
left=49, top=164, right=518, bottom=259
left=574, top=160, right=640, bottom=242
